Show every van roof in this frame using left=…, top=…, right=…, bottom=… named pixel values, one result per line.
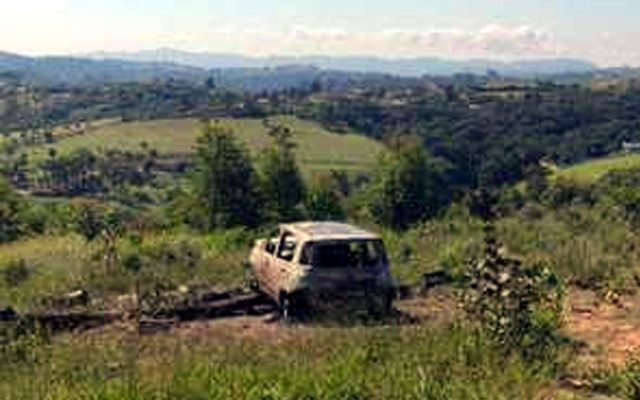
left=281, top=221, right=380, bottom=241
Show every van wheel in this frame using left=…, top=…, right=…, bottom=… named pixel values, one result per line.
left=368, top=290, right=394, bottom=318
left=279, top=293, right=294, bottom=323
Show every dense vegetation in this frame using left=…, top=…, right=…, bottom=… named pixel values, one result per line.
left=297, top=82, right=640, bottom=192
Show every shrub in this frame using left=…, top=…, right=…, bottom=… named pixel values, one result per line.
left=0, top=178, right=23, bottom=243
left=594, top=168, right=640, bottom=227
left=464, top=225, right=564, bottom=364
left=2, top=259, right=30, bottom=287
left=593, top=357, right=640, bottom=399
left=18, top=204, right=49, bottom=235
left=541, top=177, right=593, bottom=209
left=305, top=173, right=345, bottom=221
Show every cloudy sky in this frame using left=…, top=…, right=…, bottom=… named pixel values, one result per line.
left=2, top=0, right=639, bottom=66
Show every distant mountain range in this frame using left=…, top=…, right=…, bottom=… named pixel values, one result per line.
left=0, top=49, right=615, bottom=90
left=0, top=51, right=205, bottom=85
left=86, top=48, right=597, bottom=78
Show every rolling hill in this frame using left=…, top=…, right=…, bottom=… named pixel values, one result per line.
left=555, top=153, right=640, bottom=184
left=29, top=116, right=385, bottom=176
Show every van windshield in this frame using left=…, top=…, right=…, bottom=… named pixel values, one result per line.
left=301, top=240, right=387, bottom=269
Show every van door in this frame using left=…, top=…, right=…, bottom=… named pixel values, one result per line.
left=273, top=231, right=299, bottom=295
left=256, top=238, right=279, bottom=298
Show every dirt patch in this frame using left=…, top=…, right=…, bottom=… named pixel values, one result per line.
left=172, top=314, right=314, bottom=345
left=57, top=285, right=460, bottom=352
left=394, top=286, right=459, bottom=323
left=565, top=289, right=640, bottom=367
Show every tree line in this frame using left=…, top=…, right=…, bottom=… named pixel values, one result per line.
left=177, top=120, right=448, bottom=231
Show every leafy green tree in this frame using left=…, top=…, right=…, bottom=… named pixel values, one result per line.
left=191, top=122, right=260, bottom=229
left=257, top=122, right=305, bottom=222
left=368, top=135, right=451, bottom=229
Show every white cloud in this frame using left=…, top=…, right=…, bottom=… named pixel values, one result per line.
left=290, top=26, right=350, bottom=41
left=260, top=24, right=562, bottom=59
left=378, top=24, right=559, bottom=58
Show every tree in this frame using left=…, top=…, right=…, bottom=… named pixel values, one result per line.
left=191, top=122, right=260, bottom=229
left=257, top=122, right=305, bottom=222
left=368, top=135, right=451, bottom=230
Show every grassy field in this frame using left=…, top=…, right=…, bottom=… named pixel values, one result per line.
left=27, top=117, right=384, bottom=176
left=0, top=319, right=553, bottom=400
left=555, top=153, right=640, bottom=184
left=0, top=229, right=260, bottom=311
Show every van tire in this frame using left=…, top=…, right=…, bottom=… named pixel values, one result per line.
left=279, top=292, right=294, bottom=323
left=368, top=289, right=394, bottom=318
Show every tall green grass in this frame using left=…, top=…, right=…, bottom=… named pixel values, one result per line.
left=380, top=206, right=485, bottom=284
left=0, top=229, right=259, bottom=311
left=498, top=205, right=640, bottom=291
left=0, top=325, right=552, bottom=400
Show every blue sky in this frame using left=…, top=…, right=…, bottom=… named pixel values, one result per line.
left=2, top=0, right=639, bottom=65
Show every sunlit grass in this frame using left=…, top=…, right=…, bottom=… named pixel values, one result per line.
left=26, top=116, right=384, bottom=177
left=0, top=323, right=552, bottom=400
left=0, top=230, right=256, bottom=311
left=556, top=153, right=640, bottom=184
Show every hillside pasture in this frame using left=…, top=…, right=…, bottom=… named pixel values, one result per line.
left=28, top=117, right=384, bottom=176
left=555, top=153, right=640, bottom=184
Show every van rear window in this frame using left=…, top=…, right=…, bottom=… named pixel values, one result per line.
left=301, top=240, right=387, bottom=269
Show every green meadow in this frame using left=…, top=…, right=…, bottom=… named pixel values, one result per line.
left=27, top=117, right=384, bottom=176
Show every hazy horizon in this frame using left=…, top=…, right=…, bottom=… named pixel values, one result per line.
left=2, top=0, right=640, bottom=67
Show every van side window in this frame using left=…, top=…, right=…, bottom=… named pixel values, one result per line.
left=299, top=243, right=313, bottom=265
left=277, top=232, right=297, bottom=262
left=265, top=239, right=277, bottom=254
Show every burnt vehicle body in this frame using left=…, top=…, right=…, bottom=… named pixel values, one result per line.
left=248, top=222, right=396, bottom=318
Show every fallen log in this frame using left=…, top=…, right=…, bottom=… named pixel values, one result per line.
left=3, top=288, right=275, bottom=335
left=155, top=292, right=275, bottom=321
